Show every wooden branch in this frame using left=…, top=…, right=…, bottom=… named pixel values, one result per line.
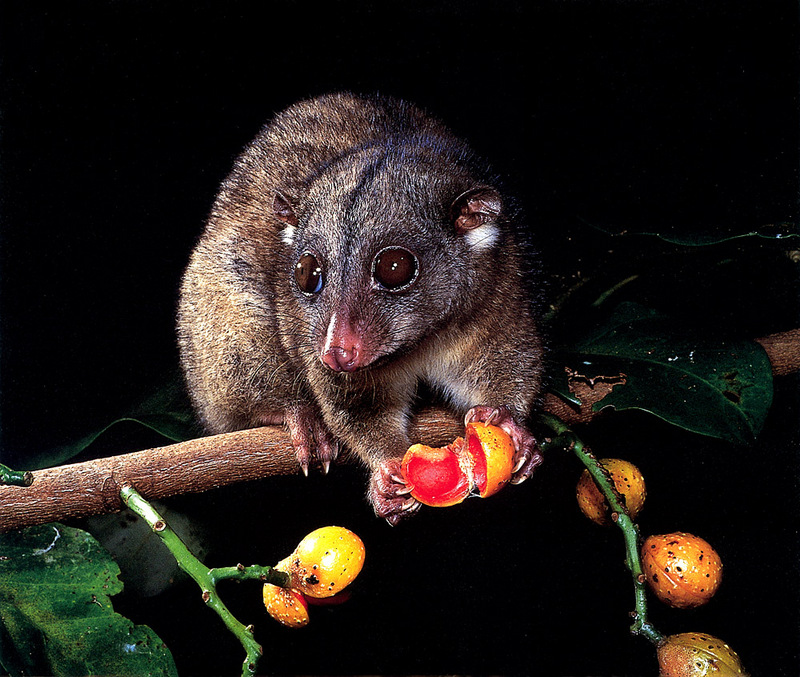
left=1, top=329, right=796, bottom=534
left=756, top=328, right=800, bottom=376
left=0, top=408, right=463, bottom=534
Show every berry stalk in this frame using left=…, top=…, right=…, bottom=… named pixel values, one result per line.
left=120, top=484, right=285, bottom=677
left=538, top=414, right=663, bottom=645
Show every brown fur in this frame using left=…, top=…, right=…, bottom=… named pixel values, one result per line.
left=177, top=92, right=544, bottom=520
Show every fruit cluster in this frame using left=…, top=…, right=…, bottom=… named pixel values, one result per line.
left=575, top=457, right=748, bottom=676
left=263, top=526, right=365, bottom=628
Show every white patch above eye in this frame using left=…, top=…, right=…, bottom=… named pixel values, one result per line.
left=464, top=222, right=500, bottom=251
left=281, top=224, right=297, bottom=247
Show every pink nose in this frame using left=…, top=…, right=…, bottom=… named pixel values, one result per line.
left=321, top=313, right=366, bottom=372
left=322, top=346, right=360, bottom=372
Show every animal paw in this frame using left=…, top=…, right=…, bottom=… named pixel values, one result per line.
left=465, top=404, right=542, bottom=484
left=282, top=404, right=340, bottom=476
left=369, top=458, right=420, bottom=526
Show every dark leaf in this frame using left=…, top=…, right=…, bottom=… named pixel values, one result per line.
left=553, top=303, right=774, bottom=444
left=0, top=523, right=178, bottom=677
left=26, top=378, right=198, bottom=470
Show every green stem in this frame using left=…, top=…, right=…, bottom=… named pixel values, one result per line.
left=0, top=463, right=33, bottom=487
left=538, top=414, right=663, bottom=646
left=120, top=484, right=284, bottom=677
left=210, top=564, right=289, bottom=588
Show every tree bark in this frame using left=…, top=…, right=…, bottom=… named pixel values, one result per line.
left=756, top=328, right=800, bottom=376
left=0, top=408, right=463, bottom=534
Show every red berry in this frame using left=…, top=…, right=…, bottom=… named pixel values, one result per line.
left=401, top=440, right=471, bottom=507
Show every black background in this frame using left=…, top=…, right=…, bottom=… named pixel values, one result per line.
left=1, top=2, right=799, bottom=676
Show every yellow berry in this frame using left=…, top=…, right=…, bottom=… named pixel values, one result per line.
left=287, top=526, right=365, bottom=599
left=576, top=458, right=646, bottom=526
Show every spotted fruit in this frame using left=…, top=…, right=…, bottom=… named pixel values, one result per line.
left=262, top=583, right=309, bottom=628
left=657, top=632, right=748, bottom=676
left=576, top=457, right=646, bottom=526
left=264, top=526, right=365, bottom=628
left=465, top=421, right=516, bottom=498
left=282, top=526, right=366, bottom=599
left=642, top=532, right=722, bottom=609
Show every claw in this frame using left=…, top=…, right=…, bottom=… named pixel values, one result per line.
left=402, top=497, right=420, bottom=512
left=283, top=404, right=341, bottom=477
left=370, top=458, right=421, bottom=525
left=511, top=451, right=543, bottom=485
left=512, top=454, right=527, bottom=474
left=465, top=404, right=506, bottom=427
left=485, top=407, right=501, bottom=426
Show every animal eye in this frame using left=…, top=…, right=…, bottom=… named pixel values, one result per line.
left=295, top=253, right=324, bottom=294
left=372, top=247, right=419, bottom=291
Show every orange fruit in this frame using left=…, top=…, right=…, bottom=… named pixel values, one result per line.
left=576, top=458, right=646, bottom=526
left=264, top=526, right=364, bottom=627
left=465, top=421, right=515, bottom=498
left=642, top=532, right=722, bottom=609
left=657, top=632, right=748, bottom=676
left=262, top=583, right=309, bottom=628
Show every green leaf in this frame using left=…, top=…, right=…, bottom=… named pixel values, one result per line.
left=27, top=377, right=199, bottom=470
left=584, top=218, right=799, bottom=246
left=0, top=523, right=178, bottom=677
left=554, top=302, right=774, bottom=444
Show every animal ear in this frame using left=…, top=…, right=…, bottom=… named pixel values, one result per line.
left=451, top=187, right=503, bottom=233
left=273, top=191, right=299, bottom=226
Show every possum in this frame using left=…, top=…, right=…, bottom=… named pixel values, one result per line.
left=177, top=92, right=544, bottom=524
